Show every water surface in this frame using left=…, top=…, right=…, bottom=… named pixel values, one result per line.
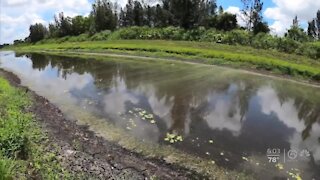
left=1, top=51, right=319, bottom=179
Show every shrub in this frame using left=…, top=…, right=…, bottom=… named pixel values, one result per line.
left=0, top=156, right=14, bottom=180
left=31, top=27, right=320, bottom=60
left=69, top=33, right=90, bottom=42
left=222, top=30, right=252, bottom=45
left=182, top=27, right=206, bottom=41
left=161, top=26, right=185, bottom=40
left=296, top=43, right=320, bottom=59
left=113, top=26, right=143, bottom=39
left=276, top=38, right=301, bottom=54
left=199, top=29, right=223, bottom=42
left=90, top=30, right=111, bottom=41
left=251, top=33, right=278, bottom=49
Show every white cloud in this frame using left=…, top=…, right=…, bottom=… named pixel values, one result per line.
left=0, top=0, right=92, bottom=44
left=264, top=0, right=320, bottom=35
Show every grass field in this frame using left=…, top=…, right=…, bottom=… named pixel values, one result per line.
left=6, top=40, right=320, bottom=82
left=0, top=76, right=69, bottom=179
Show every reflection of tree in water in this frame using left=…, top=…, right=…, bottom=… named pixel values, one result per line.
left=16, top=53, right=50, bottom=71
left=273, top=83, right=320, bottom=141
left=28, top=53, right=320, bottom=144
left=27, top=53, right=260, bottom=134
left=26, top=53, right=320, bottom=172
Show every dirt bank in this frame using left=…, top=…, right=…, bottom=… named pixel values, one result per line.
left=0, top=69, right=207, bottom=179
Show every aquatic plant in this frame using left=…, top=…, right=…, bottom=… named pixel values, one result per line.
left=164, top=133, right=183, bottom=144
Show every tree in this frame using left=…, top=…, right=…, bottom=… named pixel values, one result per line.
left=316, top=10, right=320, bottom=39
left=285, top=16, right=309, bottom=42
left=29, top=23, right=47, bottom=43
left=214, top=12, right=238, bottom=31
left=218, top=6, right=223, bottom=15
left=241, top=0, right=269, bottom=34
left=307, top=10, right=320, bottom=40
left=293, top=16, right=299, bottom=27
left=154, top=3, right=172, bottom=27
left=122, top=0, right=134, bottom=27
left=91, top=0, right=117, bottom=32
left=253, top=21, right=269, bottom=34
left=144, top=5, right=156, bottom=27
left=119, top=8, right=126, bottom=27
left=207, top=0, right=217, bottom=16
left=54, top=12, right=73, bottom=37
left=71, top=16, right=90, bottom=35
left=13, top=39, right=24, bottom=45
left=133, top=0, right=144, bottom=26
left=48, top=23, right=58, bottom=38
left=307, top=20, right=317, bottom=39
left=169, top=0, right=208, bottom=29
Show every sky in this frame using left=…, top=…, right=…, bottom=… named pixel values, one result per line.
left=0, top=0, right=320, bottom=44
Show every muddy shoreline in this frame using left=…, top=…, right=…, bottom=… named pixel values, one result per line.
left=0, top=69, right=208, bottom=179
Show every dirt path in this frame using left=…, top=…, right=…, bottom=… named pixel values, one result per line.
left=0, top=69, right=207, bottom=180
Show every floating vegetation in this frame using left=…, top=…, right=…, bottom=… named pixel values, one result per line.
left=88, top=101, right=93, bottom=105
left=286, top=169, right=302, bottom=180
left=128, top=119, right=137, bottom=127
left=125, top=118, right=138, bottom=131
left=242, top=157, right=249, bottom=161
left=124, top=107, right=157, bottom=125
left=139, top=110, right=156, bottom=124
left=164, top=133, right=184, bottom=143
left=144, top=114, right=154, bottom=119
left=133, top=107, right=142, bottom=112
left=275, top=163, right=284, bottom=170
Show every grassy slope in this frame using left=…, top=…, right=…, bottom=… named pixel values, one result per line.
left=0, top=77, right=69, bottom=179
left=8, top=40, right=320, bottom=81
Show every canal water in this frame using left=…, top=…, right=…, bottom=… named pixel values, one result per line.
left=1, top=51, right=319, bottom=179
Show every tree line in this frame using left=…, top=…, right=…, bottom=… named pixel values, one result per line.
left=12, top=0, right=320, bottom=44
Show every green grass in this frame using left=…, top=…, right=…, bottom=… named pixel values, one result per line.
left=0, top=77, right=70, bottom=179
left=7, top=40, right=320, bottom=82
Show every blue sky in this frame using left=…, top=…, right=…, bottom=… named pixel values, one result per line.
left=1, top=0, right=319, bottom=44
left=218, top=0, right=274, bottom=23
